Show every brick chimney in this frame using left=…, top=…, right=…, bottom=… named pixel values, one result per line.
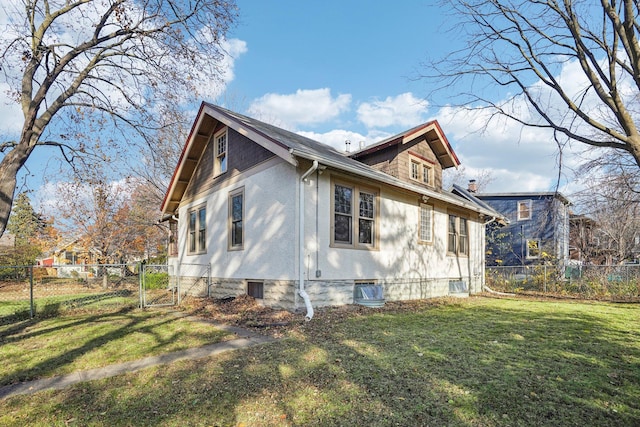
left=468, top=179, right=478, bottom=193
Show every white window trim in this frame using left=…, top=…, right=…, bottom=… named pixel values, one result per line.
left=214, top=128, right=228, bottom=177
left=526, top=239, right=541, bottom=259
left=517, top=200, right=533, bottom=221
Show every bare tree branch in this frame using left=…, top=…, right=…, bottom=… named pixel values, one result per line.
left=0, top=0, right=238, bottom=235
left=424, top=0, right=640, bottom=167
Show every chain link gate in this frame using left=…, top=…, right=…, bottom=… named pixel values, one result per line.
left=140, top=264, right=177, bottom=307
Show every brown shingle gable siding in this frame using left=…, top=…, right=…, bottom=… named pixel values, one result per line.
left=184, top=126, right=276, bottom=200
left=353, top=136, right=444, bottom=190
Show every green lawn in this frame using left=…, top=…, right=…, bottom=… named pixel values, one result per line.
left=1, top=297, right=639, bottom=426
left=0, top=308, right=235, bottom=386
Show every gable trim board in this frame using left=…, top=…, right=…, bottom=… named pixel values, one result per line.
left=162, top=103, right=505, bottom=314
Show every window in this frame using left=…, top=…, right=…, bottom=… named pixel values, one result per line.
left=229, top=188, right=244, bottom=250
left=448, top=215, right=457, bottom=253
left=410, top=160, right=420, bottom=180
left=215, top=130, right=227, bottom=176
left=419, top=203, right=433, bottom=243
left=353, top=281, right=384, bottom=306
left=408, top=153, right=434, bottom=186
left=448, top=214, right=469, bottom=256
left=517, top=200, right=532, bottom=221
left=334, top=184, right=353, bottom=244
left=359, top=192, right=374, bottom=244
left=188, top=205, right=206, bottom=254
left=168, top=220, right=178, bottom=257
left=332, top=179, right=378, bottom=249
left=422, top=164, right=432, bottom=185
left=459, top=217, right=468, bottom=255
left=526, top=239, right=540, bottom=259
left=247, top=281, right=264, bottom=299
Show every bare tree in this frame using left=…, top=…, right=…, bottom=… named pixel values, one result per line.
left=0, top=0, right=238, bottom=236
left=425, top=0, right=640, bottom=168
left=572, top=161, right=640, bottom=263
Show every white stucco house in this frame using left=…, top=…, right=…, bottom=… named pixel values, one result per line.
left=161, top=103, right=503, bottom=318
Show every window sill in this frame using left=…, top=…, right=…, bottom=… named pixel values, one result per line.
left=330, top=243, right=379, bottom=251
left=187, top=251, right=207, bottom=256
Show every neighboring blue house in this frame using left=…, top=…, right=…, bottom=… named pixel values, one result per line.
left=456, top=183, right=571, bottom=266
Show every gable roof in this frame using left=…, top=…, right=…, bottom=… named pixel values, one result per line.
left=161, top=103, right=499, bottom=219
left=348, top=120, right=460, bottom=169
left=451, top=184, right=509, bottom=225
left=475, top=192, right=572, bottom=206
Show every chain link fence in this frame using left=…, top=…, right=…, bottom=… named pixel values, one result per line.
left=0, top=264, right=146, bottom=324
left=486, top=264, right=640, bottom=300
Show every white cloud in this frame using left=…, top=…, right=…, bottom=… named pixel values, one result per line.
left=297, top=129, right=394, bottom=153
left=0, top=82, right=22, bottom=135
left=357, top=92, right=428, bottom=128
left=247, top=88, right=351, bottom=130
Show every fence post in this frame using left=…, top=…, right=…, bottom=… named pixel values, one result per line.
left=139, top=263, right=144, bottom=309
left=29, top=265, right=34, bottom=319
left=544, top=265, right=547, bottom=293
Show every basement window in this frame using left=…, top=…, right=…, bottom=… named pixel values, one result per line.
left=247, top=281, right=264, bottom=299
left=354, top=281, right=385, bottom=307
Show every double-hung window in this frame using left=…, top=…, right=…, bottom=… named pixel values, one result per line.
left=188, top=205, right=206, bottom=254
left=332, top=179, right=378, bottom=249
left=408, top=153, right=434, bottom=186
left=229, top=188, right=244, bottom=250
left=526, top=239, right=541, bottom=259
left=215, top=130, right=228, bottom=176
left=517, top=200, right=532, bottom=221
left=447, top=214, right=469, bottom=256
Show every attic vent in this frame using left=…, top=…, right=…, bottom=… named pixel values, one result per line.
left=345, top=140, right=351, bottom=152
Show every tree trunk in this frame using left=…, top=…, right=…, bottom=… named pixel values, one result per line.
left=0, top=143, right=33, bottom=237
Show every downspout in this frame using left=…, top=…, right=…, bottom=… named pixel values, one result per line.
left=478, top=216, right=496, bottom=292
left=299, top=160, right=318, bottom=320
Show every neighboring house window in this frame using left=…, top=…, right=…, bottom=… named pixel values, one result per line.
left=188, top=205, right=206, bottom=254
left=247, top=281, right=264, bottom=299
left=215, top=130, right=228, bottom=176
left=419, top=203, right=433, bottom=243
left=517, top=200, right=532, bottom=221
left=448, top=214, right=469, bottom=256
left=527, top=239, right=541, bottom=259
left=229, top=188, right=244, bottom=250
left=408, top=153, right=434, bottom=186
left=332, top=179, right=378, bottom=249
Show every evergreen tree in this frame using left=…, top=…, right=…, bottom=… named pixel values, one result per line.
left=5, top=192, right=46, bottom=264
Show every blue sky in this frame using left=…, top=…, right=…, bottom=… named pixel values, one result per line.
left=215, top=0, right=585, bottom=193
left=3, top=0, right=593, bottom=210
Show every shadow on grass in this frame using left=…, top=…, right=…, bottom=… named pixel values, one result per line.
left=2, top=298, right=639, bottom=426
left=0, top=307, right=202, bottom=386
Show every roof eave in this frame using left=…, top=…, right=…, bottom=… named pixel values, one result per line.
left=290, top=148, right=498, bottom=218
